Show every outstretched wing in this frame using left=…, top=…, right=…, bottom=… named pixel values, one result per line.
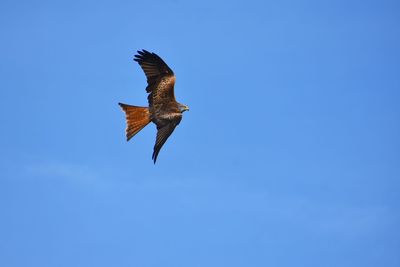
left=134, top=49, right=175, bottom=94
left=134, top=49, right=180, bottom=127
left=152, top=123, right=177, bottom=163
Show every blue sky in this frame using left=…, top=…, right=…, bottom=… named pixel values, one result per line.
left=1, top=0, right=399, bottom=266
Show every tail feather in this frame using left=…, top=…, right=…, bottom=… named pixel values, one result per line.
left=118, top=103, right=151, bottom=141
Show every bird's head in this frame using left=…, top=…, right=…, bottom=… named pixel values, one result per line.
left=179, top=103, right=190, bottom=113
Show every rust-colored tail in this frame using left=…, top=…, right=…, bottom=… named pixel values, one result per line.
left=118, top=103, right=151, bottom=141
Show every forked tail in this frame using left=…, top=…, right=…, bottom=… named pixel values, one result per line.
left=118, top=103, right=151, bottom=141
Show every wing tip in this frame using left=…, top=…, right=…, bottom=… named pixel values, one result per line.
left=135, top=49, right=150, bottom=57
left=152, top=153, right=157, bottom=164
left=134, top=49, right=160, bottom=60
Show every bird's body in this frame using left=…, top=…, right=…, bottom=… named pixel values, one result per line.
left=119, top=50, right=189, bottom=163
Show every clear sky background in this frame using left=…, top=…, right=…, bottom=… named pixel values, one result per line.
left=1, top=0, right=399, bottom=266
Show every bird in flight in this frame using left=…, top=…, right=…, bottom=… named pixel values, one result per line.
left=119, top=50, right=189, bottom=163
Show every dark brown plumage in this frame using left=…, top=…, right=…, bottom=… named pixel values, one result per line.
left=119, top=50, right=189, bottom=163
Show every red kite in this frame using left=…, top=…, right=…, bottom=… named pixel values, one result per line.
left=119, top=50, right=189, bottom=163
